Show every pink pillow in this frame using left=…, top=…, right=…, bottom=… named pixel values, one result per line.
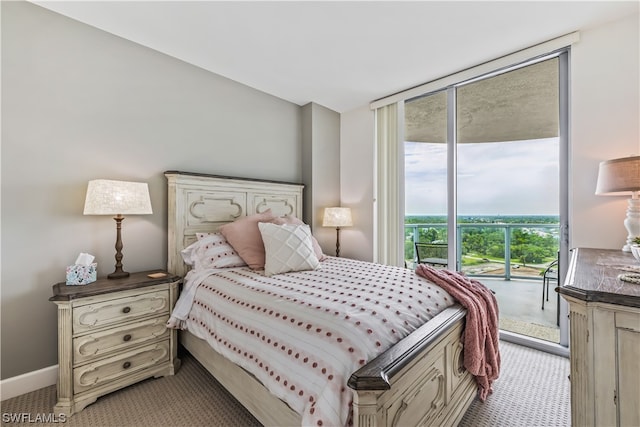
left=219, top=209, right=277, bottom=269
left=270, top=215, right=326, bottom=261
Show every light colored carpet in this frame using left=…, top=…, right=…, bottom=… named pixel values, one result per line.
left=1, top=352, right=261, bottom=427
left=459, top=340, right=571, bottom=427
left=1, top=341, right=570, bottom=426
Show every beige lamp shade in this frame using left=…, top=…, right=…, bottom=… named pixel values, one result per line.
left=595, top=155, right=640, bottom=252
left=595, top=156, right=640, bottom=195
left=83, top=179, right=152, bottom=279
left=322, top=207, right=353, bottom=227
left=84, top=180, right=153, bottom=215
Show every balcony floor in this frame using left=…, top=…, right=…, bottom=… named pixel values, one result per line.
left=476, top=277, right=560, bottom=343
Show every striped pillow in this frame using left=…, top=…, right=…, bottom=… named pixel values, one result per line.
left=181, top=232, right=246, bottom=269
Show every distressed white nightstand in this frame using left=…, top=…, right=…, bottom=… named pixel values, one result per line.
left=49, top=270, right=181, bottom=416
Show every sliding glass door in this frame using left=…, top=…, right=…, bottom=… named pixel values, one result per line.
left=404, top=90, right=448, bottom=261
left=404, top=53, right=569, bottom=349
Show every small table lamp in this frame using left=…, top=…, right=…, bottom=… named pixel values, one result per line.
left=595, top=155, right=640, bottom=252
left=83, top=179, right=153, bottom=279
left=322, top=207, right=352, bottom=257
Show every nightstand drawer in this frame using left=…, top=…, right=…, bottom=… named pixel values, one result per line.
left=73, top=341, right=170, bottom=394
left=73, top=315, right=170, bottom=365
left=73, top=290, right=169, bottom=334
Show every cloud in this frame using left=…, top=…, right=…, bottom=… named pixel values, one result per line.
left=405, top=138, right=559, bottom=215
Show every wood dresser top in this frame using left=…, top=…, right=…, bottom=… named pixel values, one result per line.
left=559, top=247, right=640, bottom=308
left=49, top=270, right=180, bottom=301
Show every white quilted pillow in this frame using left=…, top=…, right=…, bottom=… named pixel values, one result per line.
left=258, top=222, right=320, bottom=277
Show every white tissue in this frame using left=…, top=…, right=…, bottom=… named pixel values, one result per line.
left=75, top=253, right=95, bottom=266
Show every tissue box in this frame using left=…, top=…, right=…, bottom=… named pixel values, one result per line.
left=66, top=263, right=97, bottom=285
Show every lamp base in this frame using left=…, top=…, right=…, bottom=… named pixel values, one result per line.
left=108, top=270, right=130, bottom=280
left=108, top=215, right=130, bottom=279
left=622, top=195, right=640, bottom=252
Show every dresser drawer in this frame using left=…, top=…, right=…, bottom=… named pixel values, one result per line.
left=73, top=290, right=169, bottom=334
left=73, top=341, right=170, bottom=394
left=73, top=315, right=170, bottom=365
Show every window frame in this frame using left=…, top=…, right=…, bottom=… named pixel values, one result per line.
left=374, top=46, right=572, bottom=352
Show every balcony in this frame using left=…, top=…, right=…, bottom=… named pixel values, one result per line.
left=406, top=221, right=560, bottom=342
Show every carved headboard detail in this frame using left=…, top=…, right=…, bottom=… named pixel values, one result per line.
left=165, top=171, right=304, bottom=277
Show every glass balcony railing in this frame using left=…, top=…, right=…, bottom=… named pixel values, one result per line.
left=405, top=222, right=560, bottom=280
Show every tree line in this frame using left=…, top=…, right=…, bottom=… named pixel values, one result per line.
left=405, top=216, right=559, bottom=265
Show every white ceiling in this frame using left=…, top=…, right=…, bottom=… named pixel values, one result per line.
left=32, top=1, right=639, bottom=113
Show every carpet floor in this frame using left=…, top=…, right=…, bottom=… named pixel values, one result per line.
left=1, top=341, right=570, bottom=426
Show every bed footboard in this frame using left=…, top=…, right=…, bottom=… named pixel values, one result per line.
left=348, top=305, right=476, bottom=427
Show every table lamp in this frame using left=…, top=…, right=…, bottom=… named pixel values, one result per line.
left=322, top=207, right=352, bottom=257
left=595, top=155, right=640, bottom=252
left=83, top=179, right=153, bottom=278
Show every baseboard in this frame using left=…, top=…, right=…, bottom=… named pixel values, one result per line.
left=500, top=330, right=570, bottom=358
left=0, top=365, right=58, bottom=401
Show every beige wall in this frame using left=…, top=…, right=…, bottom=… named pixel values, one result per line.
left=339, top=105, right=375, bottom=261
left=339, top=12, right=640, bottom=261
left=570, top=13, right=640, bottom=249
left=301, top=103, right=341, bottom=255
left=1, top=1, right=304, bottom=379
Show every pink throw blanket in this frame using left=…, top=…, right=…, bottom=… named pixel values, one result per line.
left=415, top=265, right=500, bottom=401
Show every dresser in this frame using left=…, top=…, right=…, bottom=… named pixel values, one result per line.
left=50, top=270, right=181, bottom=416
left=558, top=248, right=640, bottom=427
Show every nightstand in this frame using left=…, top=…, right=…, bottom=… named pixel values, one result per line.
left=49, top=270, right=181, bottom=416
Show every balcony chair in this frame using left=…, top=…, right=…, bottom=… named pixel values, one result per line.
left=415, top=242, right=448, bottom=268
left=542, top=258, right=560, bottom=325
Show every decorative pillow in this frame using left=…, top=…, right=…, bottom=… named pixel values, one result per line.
left=258, top=222, right=320, bottom=277
left=195, top=231, right=217, bottom=240
left=270, top=215, right=326, bottom=261
left=181, top=232, right=246, bottom=269
left=219, top=209, right=277, bottom=269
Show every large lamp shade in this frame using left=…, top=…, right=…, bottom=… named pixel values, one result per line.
left=84, top=179, right=152, bottom=279
left=595, top=156, right=640, bottom=252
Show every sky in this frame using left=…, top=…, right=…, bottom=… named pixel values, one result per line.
left=404, top=138, right=560, bottom=216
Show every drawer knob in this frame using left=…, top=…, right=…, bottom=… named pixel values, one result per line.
left=123, top=334, right=132, bottom=342
left=123, top=361, right=131, bottom=369
left=122, top=306, right=131, bottom=314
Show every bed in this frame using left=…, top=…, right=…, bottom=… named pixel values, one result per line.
left=165, top=171, right=477, bottom=427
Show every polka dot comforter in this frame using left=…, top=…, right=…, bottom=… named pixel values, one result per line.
left=178, top=256, right=453, bottom=427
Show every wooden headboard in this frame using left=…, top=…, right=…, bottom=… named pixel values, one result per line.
left=165, top=171, right=304, bottom=277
